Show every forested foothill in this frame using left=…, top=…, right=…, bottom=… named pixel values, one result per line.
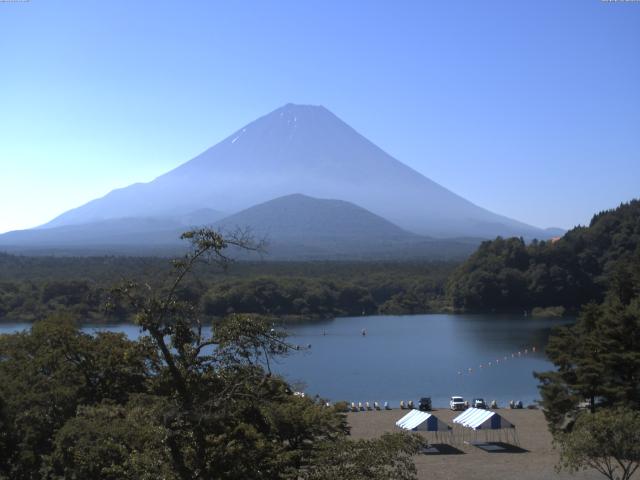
left=533, top=222, right=640, bottom=480
left=447, top=200, right=640, bottom=314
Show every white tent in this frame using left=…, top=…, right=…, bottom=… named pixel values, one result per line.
left=452, top=408, right=518, bottom=445
left=395, top=410, right=452, bottom=444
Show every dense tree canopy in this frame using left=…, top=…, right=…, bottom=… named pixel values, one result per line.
left=0, top=313, right=156, bottom=478
left=534, top=234, right=640, bottom=425
left=0, top=255, right=454, bottom=323
left=535, top=290, right=640, bottom=430
left=447, top=200, right=640, bottom=312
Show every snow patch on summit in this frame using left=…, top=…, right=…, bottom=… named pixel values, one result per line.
left=230, top=128, right=247, bottom=144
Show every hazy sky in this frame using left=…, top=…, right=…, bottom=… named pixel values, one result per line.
left=1, top=0, right=638, bottom=234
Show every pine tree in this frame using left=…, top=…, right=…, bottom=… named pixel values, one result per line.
left=536, top=254, right=640, bottom=431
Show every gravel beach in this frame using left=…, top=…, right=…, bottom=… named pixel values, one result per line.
left=347, top=408, right=614, bottom=480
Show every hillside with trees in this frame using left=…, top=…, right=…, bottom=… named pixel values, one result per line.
left=447, top=200, right=640, bottom=313
left=534, top=228, right=640, bottom=480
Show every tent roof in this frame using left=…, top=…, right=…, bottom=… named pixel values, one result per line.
left=453, top=408, right=514, bottom=430
left=395, top=410, right=451, bottom=432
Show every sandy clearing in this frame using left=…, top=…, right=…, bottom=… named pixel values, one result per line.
left=347, top=408, right=620, bottom=480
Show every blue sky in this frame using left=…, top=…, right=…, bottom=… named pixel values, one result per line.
left=1, top=0, right=638, bottom=233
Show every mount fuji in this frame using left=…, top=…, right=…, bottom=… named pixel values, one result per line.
left=0, top=103, right=556, bottom=257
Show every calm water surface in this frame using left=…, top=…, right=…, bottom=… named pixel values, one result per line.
left=0, top=314, right=571, bottom=407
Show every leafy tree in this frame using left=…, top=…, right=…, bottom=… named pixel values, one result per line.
left=0, top=313, right=152, bottom=478
left=301, top=432, right=422, bottom=480
left=556, top=407, right=640, bottom=480
left=536, top=295, right=640, bottom=432
left=46, top=396, right=177, bottom=480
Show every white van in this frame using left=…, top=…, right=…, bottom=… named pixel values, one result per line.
left=450, top=395, right=466, bottom=411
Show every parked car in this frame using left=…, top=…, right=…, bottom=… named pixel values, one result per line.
left=450, top=396, right=466, bottom=411
left=418, top=397, right=432, bottom=411
left=472, top=398, right=487, bottom=409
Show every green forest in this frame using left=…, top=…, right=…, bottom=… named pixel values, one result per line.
left=447, top=200, right=640, bottom=313
left=0, top=256, right=454, bottom=323
left=533, top=244, right=640, bottom=480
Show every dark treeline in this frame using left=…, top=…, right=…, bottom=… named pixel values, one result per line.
left=0, top=256, right=455, bottom=323
left=447, top=200, right=640, bottom=313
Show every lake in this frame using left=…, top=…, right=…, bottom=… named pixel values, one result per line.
left=0, top=313, right=570, bottom=407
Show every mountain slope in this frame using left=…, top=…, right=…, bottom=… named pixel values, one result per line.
left=213, top=194, right=477, bottom=260
left=0, top=209, right=224, bottom=253
left=40, top=103, right=551, bottom=239
left=215, top=193, right=415, bottom=242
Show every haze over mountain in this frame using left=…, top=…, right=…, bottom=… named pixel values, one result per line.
left=212, top=194, right=476, bottom=259
left=0, top=209, right=224, bottom=255
left=0, top=194, right=478, bottom=259
left=215, top=194, right=414, bottom=241
left=0, top=103, right=560, bottom=257
left=40, top=104, right=552, bottom=238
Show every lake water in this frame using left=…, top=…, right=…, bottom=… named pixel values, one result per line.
left=0, top=314, right=570, bottom=407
